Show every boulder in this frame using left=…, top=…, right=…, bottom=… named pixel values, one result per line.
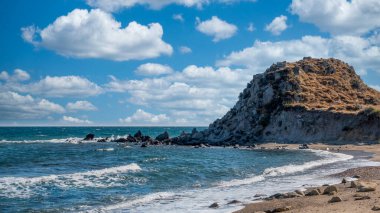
left=305, top=189, right=320, bottom=196
left=354, top=195, right=370, bottom=200
left=227, top=200, right=241, bottom=205
left=155, top=131, right=169, bottom=141
left=294, top=190, right=304, bottom=196
left=141, top=135, right=151, bottom=142
left=328, top=196, right=342, bottom=203
left=114, top=138, right=128, bottom=143
left=357, top=182, right=377, bottom=192
left=372, top=206, right=380, bottom=211
left=134, top=130, right=143, bottom=139
left=323, top=185, right=338, bottom=195
left=209, top=202, right=219, bottom=208
left=341, top=178, right=347, bottom=184
left=141, top=143, right=148, bottom=148
left=127, top=135, right=137, bottom=142
left=254, top=193, right=267, bottom=197
left=351, top=181, right=359, bottom=188
left=83, top=133, right=95, bottom=141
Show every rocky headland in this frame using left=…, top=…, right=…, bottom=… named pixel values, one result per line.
left=173, top=57, right=380, bottom=145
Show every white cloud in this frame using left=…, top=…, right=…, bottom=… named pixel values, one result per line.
left=247, top=22, right=255, bottom=32
left=290, top=0, right=380, bottom=35
left=15, top=76, right=103, bottom=98
left=86, top=0, right=256, bottom=12
left=22, top=9, right=172, bottom=61
left=135, top=63, right=174, bottom=76
left=106, top=65, right=251, bottom=125
left=62, top=116, right=92, bottom=124
left=119, top=109, right=169, bottom=125
left=217, top=35, right=380, bottom=76
left=66, top=101, right=97, bottom=111
left=179, top=46, right=192, bottom=54
left=0, top=69, right=30, bottom=82
left=173, top=14, right=184, bottom=22
left=196, top=16, right=237, bottom=42
left=265, top=15, right=288, bottom=35
left=0, top=91, right=65, bottom=119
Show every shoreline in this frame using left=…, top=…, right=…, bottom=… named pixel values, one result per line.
left=234, top=143, right=380, bottom=213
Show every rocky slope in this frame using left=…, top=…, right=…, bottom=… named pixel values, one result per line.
left=173, top=57, right=380, bottom=145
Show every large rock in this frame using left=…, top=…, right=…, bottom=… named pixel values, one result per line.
left=155, top=131, right=169, bottom=141
left=134, top=130, right=143, bottom=139
left=83, top=133, right=95, bottom=141
left=323, top=185, right=338, bottom=195
left=306, top=189, right=320, bottom=196
left=171, top=58, right=380, bottom=145
left=328, top=196, right=342, bottom=203
left=357, top=182, right=377, bottom=192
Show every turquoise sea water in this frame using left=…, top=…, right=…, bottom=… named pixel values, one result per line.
left=0, top=127, right=378, bottom=212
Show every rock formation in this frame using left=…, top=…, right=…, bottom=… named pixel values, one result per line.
left=174, top=57, right=380, bottom=145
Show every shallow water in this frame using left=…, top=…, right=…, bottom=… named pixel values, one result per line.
left=0, top=127, right=378, bottom=213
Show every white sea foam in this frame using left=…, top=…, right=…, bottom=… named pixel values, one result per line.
left=263, top=150, right=353, bottom=177
left=217, top=149, right=353, bottom=188
left=96, top=192, right=176, bottom=212
left=0, top=163, right=141, bottom=198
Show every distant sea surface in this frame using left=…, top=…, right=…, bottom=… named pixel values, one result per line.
left=0, top=127, right=379, bottom=213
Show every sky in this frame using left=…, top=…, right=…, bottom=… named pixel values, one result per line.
left=0, top=0, right=380, bottom=126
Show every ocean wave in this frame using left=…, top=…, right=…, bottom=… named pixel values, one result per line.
left=0, top=163, right=141, bottom=198
left=0, top=138, right=85, bottom=144
left=217, top=150, right=353, bottom=188
left=96, top=192, right=176, bottom=212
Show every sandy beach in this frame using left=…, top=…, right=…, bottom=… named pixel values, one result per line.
left=235, top=143, right=380, bottom=213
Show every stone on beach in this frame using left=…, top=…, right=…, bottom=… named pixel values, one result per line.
left=354, top=195, right=370, bottom=200
left=357, top=182, right=377, bottom=192
left=305, top=189, right=320, bottom=196
left=323, top=185, right=338, bottom=195
left=294, top=190, right=304, bottom=196
left=267, top=206, right=292, bottom=212
left=227, top=200, right=241, bottom=205
left=373, top=206, right=380, bottom=211
left=328, top=196, right=342, bottom=203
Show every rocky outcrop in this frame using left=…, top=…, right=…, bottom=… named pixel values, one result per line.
left=173, top=58, right=380, bottom=145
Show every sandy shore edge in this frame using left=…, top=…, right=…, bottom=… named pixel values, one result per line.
left=233, top=143, right=380, bottom=213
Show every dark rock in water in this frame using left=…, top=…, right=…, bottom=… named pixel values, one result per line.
left=191, top=128, right=198, bottom=134
left=83, top=133, right=95, bottom=141
left=209, top=202, right=219, bottom=208
left=141, top=135, right=151, bottom=142
left=141, top=143, right=148, bottom=148
left=169, top=58, right=380, bottom=146
left=127, top=135, right=137, bottom=142
left=155, top=131, right=169, bottom=141
left=254, top=193, right=267, bottom=197
left=227, top=200, right=241, bottom=205
left=134, top=130, right=143, bottom=139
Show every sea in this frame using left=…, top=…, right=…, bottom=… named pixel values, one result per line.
left=0, top=127, right=379, bottom=213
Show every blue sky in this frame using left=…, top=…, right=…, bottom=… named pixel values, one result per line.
left=0, top=0, right=379, bottom=126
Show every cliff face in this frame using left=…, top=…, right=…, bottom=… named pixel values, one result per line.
left=175, top=57, right=380, bottom=145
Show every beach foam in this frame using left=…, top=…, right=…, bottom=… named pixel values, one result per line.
left=0, top=163, right=141, bottom=198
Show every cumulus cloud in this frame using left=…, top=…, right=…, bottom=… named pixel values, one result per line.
left=173, top=14, right=184, bottom=22
left=62, top=116, right=92, bottom=124
left=135, top=63, right=174, bottom=76
left=86, top=0, right=256, bottom=12
left=66, top=101, right=97, bottom=111
left=290, top=0, right=380, bottom=35
left=196, top=16, right=237, bottom=42
left=247, top=22, right=255, bottom=32
left=0, top=91, right=65, bottom=120
left=179, top=46, right=192, bottom=54
left=21, top=9, right=172, bottom=61
left=12, top=76, right=103, bottom=98
left=119, top=109, right=169, bottom=125
left=106, top=65, right=251, bottom=125
left=217, top=35, right=380, bottom=75
left=265, top=15, right=288, bottom=35
left=0, top=69, right=30, bottom=82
